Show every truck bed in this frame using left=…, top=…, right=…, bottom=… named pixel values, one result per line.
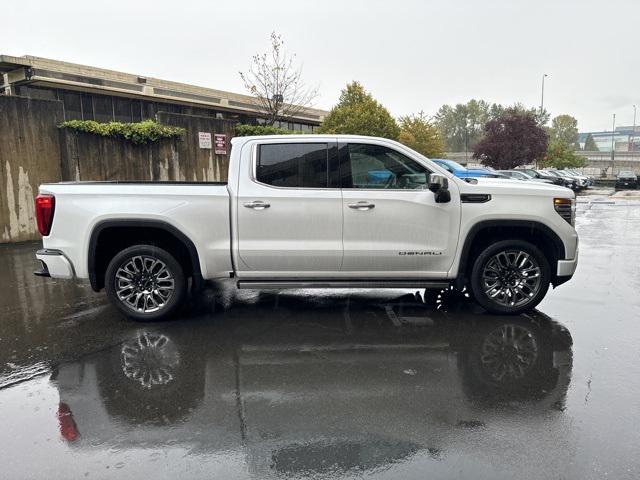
left=39, top=181, right=232, bottom=280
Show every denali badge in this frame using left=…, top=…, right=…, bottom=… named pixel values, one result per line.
left=399, top=251, right=443, bottom=256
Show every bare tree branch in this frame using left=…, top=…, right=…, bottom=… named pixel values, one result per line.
left=239, top=32, right=319, bottom=126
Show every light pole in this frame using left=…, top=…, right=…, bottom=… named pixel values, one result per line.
left=540, top=74, right=548, bottom=119
left=611, top=113, right=616, bottom=176
left=632, top=105, right=637, bottom=159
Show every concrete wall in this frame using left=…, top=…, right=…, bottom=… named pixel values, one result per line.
left=60, top=113, right=234, bottom=182
left=0, top=96, right=63, bottom=243
left=0, top=95, right=238, bottom=244
left=58, top=112, right=235, bottom=183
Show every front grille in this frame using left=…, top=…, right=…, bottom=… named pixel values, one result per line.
left=554, top=198, right=574, bottom=226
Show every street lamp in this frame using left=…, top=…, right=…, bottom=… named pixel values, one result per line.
left=632, top=105, right=637, bottom=159
left=540, top=74, right=548, bottom=119
left=611, top=113, right=616, bottom=176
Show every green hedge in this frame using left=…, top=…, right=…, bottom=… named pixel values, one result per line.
left=58, top=120, right=185, bottom=145
left=234, top=124, right=297, bottom=136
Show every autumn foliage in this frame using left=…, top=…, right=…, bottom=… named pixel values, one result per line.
left=473, top=112, right=548, bottom=169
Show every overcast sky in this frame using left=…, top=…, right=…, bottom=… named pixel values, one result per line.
left=3, top=0, right=638, bottom=131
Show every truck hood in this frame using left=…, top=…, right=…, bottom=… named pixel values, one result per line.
left=461, top=177, right=574, bottom=197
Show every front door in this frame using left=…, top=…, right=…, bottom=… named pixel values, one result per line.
left=236, top=140, right=343, bottom=276
left=340, top=142, right=460, bottom=277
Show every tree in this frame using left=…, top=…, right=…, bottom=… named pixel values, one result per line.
left=318, top=81, right=400, bottom=139
left=549, top=114, right=579, bottom=146
left=473, top=111, right=548, bottom=169
left=543, top=140, right=587, bottom=168
left=434, top=100, right=549, bottom=152
left=398, top=111, right=445, bottom=158
left=584, top=133, right=599, bottom=151
left=239, top=32, right=318, bottom=126
left=503, top=103, right=550, bottom=127
left=434, top=99, right=498, bottom=152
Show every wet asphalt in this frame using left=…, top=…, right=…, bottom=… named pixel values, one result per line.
left=1, top=192, right=639, bottom=479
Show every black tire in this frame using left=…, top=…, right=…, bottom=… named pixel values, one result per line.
left=105, top=244, right=187, bottom=321
left=469, top=240, right=551, bottom=315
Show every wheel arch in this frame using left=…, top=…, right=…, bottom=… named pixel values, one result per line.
left=456, top=220, right=566, bottom=288
left=88, top=219, right=203, bottom=292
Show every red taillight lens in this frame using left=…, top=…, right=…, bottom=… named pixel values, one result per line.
left=35, top=194, right=55, bottom=236
left=57, top=402, right=79, bottom=442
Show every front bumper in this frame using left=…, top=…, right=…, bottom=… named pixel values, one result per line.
left=555, top=247, right=579, bottom=287
left=35, top=249, right=75, bottom=279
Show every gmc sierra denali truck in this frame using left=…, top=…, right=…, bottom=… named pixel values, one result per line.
left=33, top=135, right=578, bottom=321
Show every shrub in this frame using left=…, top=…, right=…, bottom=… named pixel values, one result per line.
left=58, top=120, right=185, bottom=145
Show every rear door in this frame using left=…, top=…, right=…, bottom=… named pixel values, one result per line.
left=340, top=141, right=460, bottom=277
left=236, top=139, right=343, bottom=275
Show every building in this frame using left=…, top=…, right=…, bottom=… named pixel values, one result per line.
left=578, top=126, right=640, bottom=152
left=0, top=54, right=326, bottom=131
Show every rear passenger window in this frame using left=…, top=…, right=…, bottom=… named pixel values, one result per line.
left=257, top=143, right=329, bottom=188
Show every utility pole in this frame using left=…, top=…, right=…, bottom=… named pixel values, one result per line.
left=540, top=74, right=548, bottom=120
left=611, top=113, right=616, bottom=176
left=464, top=118, right=469, bottom=164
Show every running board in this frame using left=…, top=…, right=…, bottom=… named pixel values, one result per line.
left=236, top=280, right=450, bottom=289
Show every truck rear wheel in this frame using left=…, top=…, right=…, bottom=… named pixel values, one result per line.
left=469, top=240, right=550, bottom=315
left=105, top=245, right=186, bottom=321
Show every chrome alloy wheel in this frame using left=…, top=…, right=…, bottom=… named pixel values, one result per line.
left=115, top=256, right=175, bottom=313
left=481, top=250, right=542, bottom=308
left=121, top=332, right=179, bottom=388
left=480, top=324, right=538, bottom=381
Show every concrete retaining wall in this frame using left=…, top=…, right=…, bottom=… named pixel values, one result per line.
left=59, top=113, right=235, bottom=183
left=0, top=95, right=237, bottom=243
left=0, top=96, right=63, bottom=243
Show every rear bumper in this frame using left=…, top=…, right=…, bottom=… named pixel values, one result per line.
left=35, top=249, right=75, bottom=279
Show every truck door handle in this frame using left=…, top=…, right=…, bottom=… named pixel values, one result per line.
left=348, top=201, right=375, bottom=210
left=244, top=201, right=270, bottom=210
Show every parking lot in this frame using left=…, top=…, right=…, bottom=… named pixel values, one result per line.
left=1, top=190, right=639, bottom=479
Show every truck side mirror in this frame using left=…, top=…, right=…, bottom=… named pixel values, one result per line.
left=428, top=174, right=451, bottom=203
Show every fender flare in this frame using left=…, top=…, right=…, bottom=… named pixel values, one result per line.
left=88, top=219, right=203, bottom=292
left=457, top=219, right=566, bottom=282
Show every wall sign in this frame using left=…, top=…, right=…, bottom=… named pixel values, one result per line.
left=214, top=134, right=227, bottom=155
left=198, top=132, right=212, bottom=149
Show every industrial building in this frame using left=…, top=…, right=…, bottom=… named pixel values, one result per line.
left=577, top=126, right=639, bottom=152
left=0, top=54, right=326, bottom=131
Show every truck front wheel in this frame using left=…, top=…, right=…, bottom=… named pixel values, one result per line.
left=105, top=245, right=187, bottom=321
left=469, top=240, right=551, bottom=315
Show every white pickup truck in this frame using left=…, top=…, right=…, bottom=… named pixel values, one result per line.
left=34, top=135, right=578, bottom=320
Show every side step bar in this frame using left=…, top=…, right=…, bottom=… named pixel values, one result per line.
left=237, top=280, right=450, bottom=289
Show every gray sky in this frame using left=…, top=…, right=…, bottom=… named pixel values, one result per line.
left=4, top=0, right=638, bottom=132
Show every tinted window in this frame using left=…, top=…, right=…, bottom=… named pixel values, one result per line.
left=257, top=143, right=328, bottom=188
left=345, top=144, right=429, bottom=189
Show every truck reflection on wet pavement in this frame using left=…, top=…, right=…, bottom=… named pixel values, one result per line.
left=51, top=292, right=573, bottom=474
left=1, top=196, right=639, bottom=479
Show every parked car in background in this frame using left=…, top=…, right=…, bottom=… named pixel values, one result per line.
left=497, top=170, right=555, bottom=185
left=542, top=170, right=581, bottom=190
left=615, top=171, right=638, bottom=190
left=430, top=159, right=497, bottom=179
left=565, top=169, right=594, bottom=186
left=554, top=170, right=588, bottom=190
left=515, top=168, right=566, bottom=186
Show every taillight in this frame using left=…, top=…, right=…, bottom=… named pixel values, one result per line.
left=554, top=197, right=575, bottom=226
left=57, top=402, right=79, bottom=442
left=35, top=194, right=55, bottom=236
